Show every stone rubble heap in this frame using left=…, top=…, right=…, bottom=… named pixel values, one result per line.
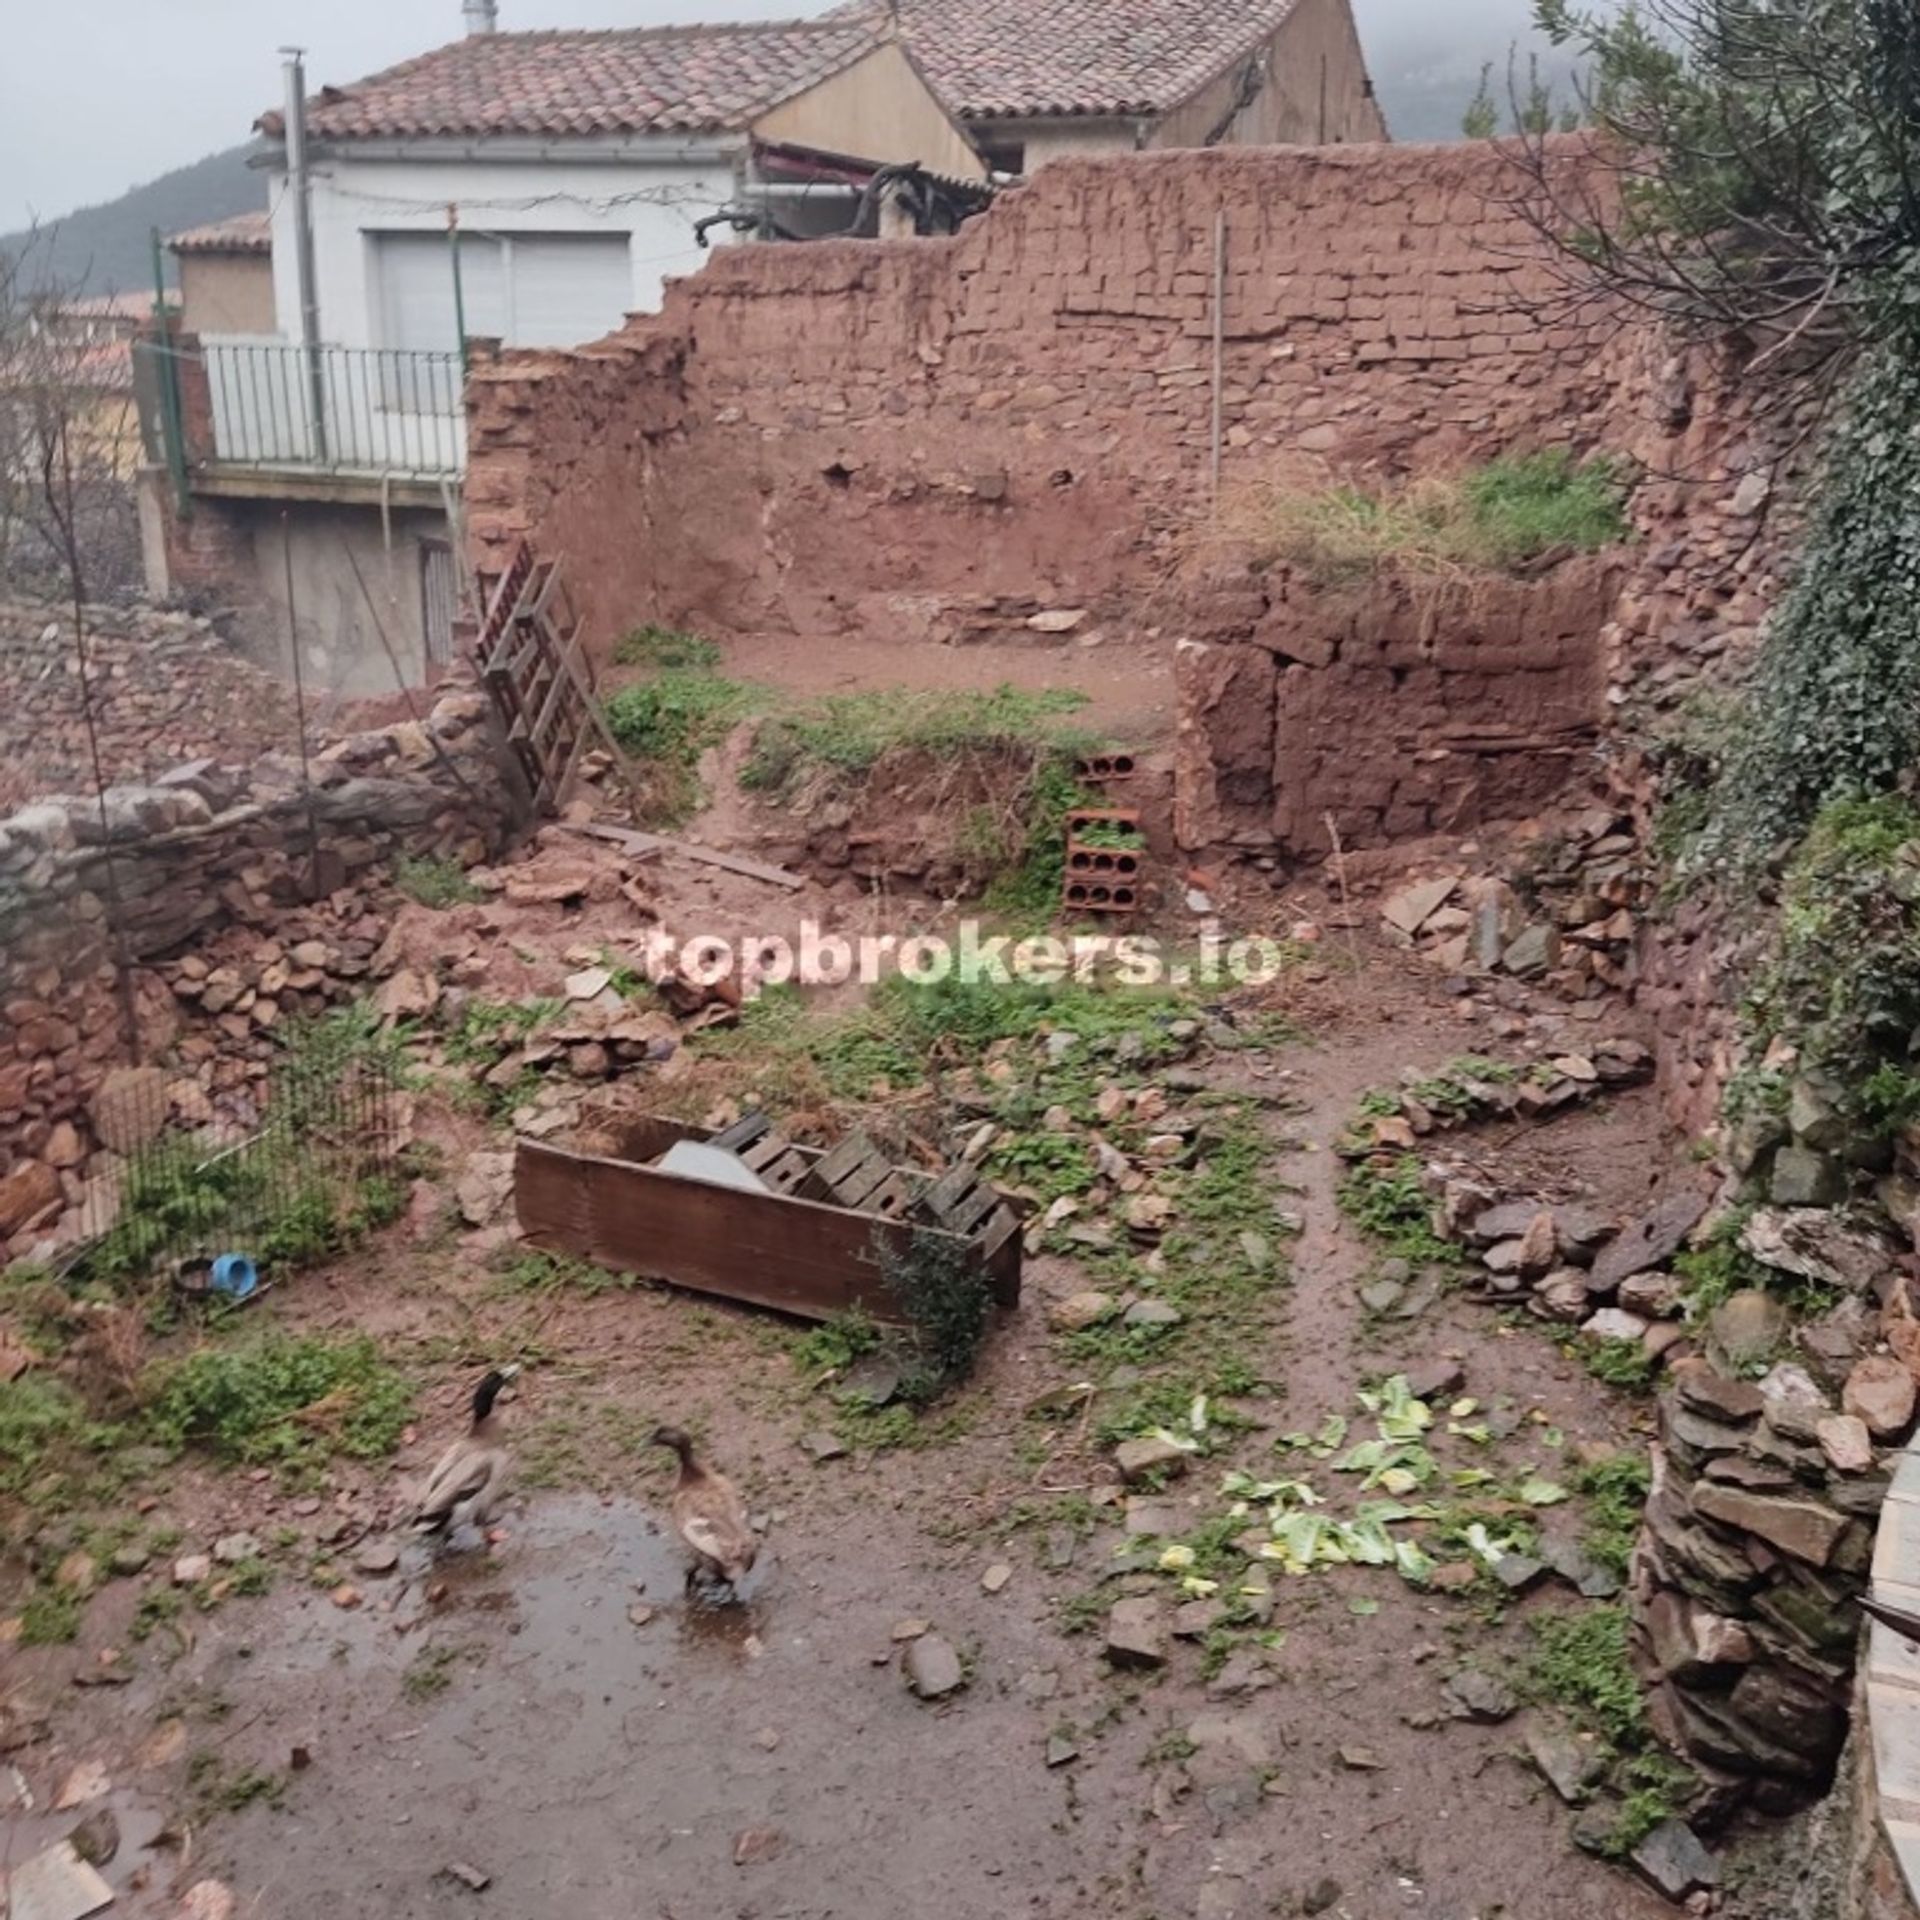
left=0, top=670, right=521, bottom=1259
left=1376, top=801, right=1647, bottom=1000
left=1408, top=1135, right=1911, bottom=1817
left=0, top=597, right=310, bottom=815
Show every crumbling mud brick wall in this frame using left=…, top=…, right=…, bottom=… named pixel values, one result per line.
left=0, top=599, right=309, bottom=814
left=466, top=141, right=1630, bottom=650
left=0, top=672, right=524, bottom=1254
left=1175, top=558, right=1624, bottom=855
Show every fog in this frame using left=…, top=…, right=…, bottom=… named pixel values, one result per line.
left=1, top=0, right=1563, bottom=230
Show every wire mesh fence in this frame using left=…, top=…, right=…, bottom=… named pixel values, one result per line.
left=62, top=1012, right=411, bottom=1295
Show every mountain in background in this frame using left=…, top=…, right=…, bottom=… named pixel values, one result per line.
left=1, top=143, right=266, bottom=297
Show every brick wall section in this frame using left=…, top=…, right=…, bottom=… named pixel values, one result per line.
left=0, top=599, right=308, bottom=814
left=467, top=142, right=1623, bottom=644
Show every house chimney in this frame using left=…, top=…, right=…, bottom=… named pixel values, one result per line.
left=463, top=0, right=498, bottom=33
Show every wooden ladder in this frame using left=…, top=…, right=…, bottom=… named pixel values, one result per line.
left=470, top=542, right=641, bottom=821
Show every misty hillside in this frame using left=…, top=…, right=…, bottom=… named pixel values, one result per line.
left=1, top=144, right=265, bottom=296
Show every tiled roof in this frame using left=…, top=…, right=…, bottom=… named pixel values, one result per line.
left=170, top=211, right=272, bottom=255
left=840, top=0, right=1304, bottom=120
left=257, top=20, right=888, bottom=143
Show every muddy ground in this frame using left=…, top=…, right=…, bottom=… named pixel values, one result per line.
left=5, top=922, right=1707, bottom=1920
left=4, top=625, right=1767, bottom=1920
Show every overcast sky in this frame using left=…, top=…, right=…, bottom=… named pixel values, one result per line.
left=0, top=0, right=1552, bottom=229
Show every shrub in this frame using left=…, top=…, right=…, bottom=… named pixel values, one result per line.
left=876, top=1226, right=993, bottom=1403
left=392, top=854, right=481, bottom=909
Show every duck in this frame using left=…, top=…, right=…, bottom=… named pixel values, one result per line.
left=650, top=1425, right=757, bottom=1594
left=411, top=1365, right=520, bottom=1541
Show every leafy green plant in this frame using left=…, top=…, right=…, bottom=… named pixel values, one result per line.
left=1578, top=1338, right=1656, bottom=1395
left=1525, top=1603, right=1690, bottom=1854
left=1338, top=1156, right=1460, bottom=1266
left=602, top=652, right=759, bottom=825
left=1734, top=794, right=1920, bottom=1139
left=392, top=854, right=481, bottom=909
left=1570, top=1452, right=1652, bottom=1578
left=792, top=1306, right=882, bottom=1376
left=146, top=1334, right=411, bottom=1472
left=876, top=1226, right=993, bottom=1404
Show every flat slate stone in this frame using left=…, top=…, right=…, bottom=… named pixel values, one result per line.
left=1631, top=1820, right=1720, bottom=1900
left=1592, top=1191, right=1710, bottom=1293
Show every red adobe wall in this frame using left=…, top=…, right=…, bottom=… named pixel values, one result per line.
left=466, top=140, right=1625, bottom=652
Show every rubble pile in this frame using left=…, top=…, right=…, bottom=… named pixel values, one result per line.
left=0, top=670, right=520, bottom=1256
left=1408, top=1146, right=1911, bottom=1813
left=1375, top=804, right=1648, bottom=998
left=0, top=597, right=310, bottom=815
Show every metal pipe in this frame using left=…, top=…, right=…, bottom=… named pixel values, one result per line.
left=448, top=204, right=470, bottom=378
left=148, top=227, right=191, bottom=510
left=281, top=48, right=328, bottom=463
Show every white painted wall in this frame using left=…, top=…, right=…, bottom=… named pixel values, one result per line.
left=264, top=144, right=745, bottom=350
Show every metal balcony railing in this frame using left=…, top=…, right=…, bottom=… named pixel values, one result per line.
left=200, top=339, right=465, bottom=479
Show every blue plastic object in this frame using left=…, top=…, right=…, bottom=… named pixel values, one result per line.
left=210, top=1253, right=259, bottom=1301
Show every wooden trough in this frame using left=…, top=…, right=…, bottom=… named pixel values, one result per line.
left=512, top=1113, right=1021, bottom=1325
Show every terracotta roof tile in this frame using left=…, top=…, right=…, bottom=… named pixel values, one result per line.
left=170, top=211, right=273, bottom=255
left=259, top=20, right=887, bottom=143
left=842, top=0, right=1304, bottom=120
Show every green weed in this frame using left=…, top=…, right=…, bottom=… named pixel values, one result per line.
left=1571, top=1452, right=1651, bottom=1578
left=614, top=625, right=721, bottom=671
left=1229, top=449, right=1632, bottom=584
left=146, top=1334, right=412, bottom=1473
left=393, top=854, right=481, bottom=909
left=602, top=656, right=759, bottom=825
left=1338, top=1155, right=1460, bottom=1267
left=19, top=1581, right=83, bottom=1644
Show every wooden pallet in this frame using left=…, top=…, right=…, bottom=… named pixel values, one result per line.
left=917, top=1157, right=1021, bottom=1263
left=471, top=542, right=641, bottom=821
left=806, top=1131, right=914, bottom=1222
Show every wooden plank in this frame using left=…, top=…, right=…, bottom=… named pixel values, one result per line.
left=949, top=1180, right=1002, bottom=1236
left=862, top=1171, right=914, bottom=1221
left=711, top=1112, right=773, bottom=1154
left=514, top=1139, right=1007, bottom=1323
left=811, top=1134, right=880, bottom=1189
left=739, top=1133, right=794, bottom=1173
left=834, top=1157, right=895, bottom=1211
left=759, top=1149, right=814, bottom=1194
left=559, top=820, right=805, bottom=891
left=920, top=1161, right=977, bottom=1220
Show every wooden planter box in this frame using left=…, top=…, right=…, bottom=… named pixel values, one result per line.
left=512, top=1115, right=1021, bottom=1325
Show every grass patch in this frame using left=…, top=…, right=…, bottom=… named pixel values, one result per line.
left=1230, top=449, right=1632, bottom=585
left=146, top=1334, right=412, bottom=1474
left=1338, top=1155, right=1460, bottom=1267
left=1577, top=1337, right=1657, bottom=1395
left=486, top=1247, right=637, bottom=1298
left=392, top=854, right=481, bottom=909
left=1571, top=1452, right=1652, bottom=1579
left=602, top=647, right=759, bottom=826
left=0, top=1375, right=115, bottom=1505
left=1526, top=1603, right=1690, bottom=1855
left=613, top=625, right=721, bottom=671
left=19, top=1581, right=84, bottom=1644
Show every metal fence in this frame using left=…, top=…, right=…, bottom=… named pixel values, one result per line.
left=199, top=337, right=465, bottom=478
left=64, top=1015, right=410, bottom=1295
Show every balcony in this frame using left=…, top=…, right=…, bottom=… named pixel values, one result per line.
left=144, top=335, right=466, bottom=504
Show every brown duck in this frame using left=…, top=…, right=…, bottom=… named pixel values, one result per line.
left=651, top=1425, right=757, bottom=1593
left=411, top=1365, right=518, bottom=1539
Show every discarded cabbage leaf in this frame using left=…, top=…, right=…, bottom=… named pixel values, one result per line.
left=1450, top=1467, right=1498, bottom=1490
left=1394, top=1538, right=1437, bottom=1585
left=1520, top=1478, right=1569, bottom=1507
left=1147, top=1426, right=1202, bottom=1455
left=1181, top=1576, right=1221, bottom=1598
left=1158, top=1545, right=1197, bottom=1571
left=1448, top=1421, right=1494, bottom=1446
left=1189, top=1393, right=1210, bottom=1436
left=1449, top=1398, right=1479, bottom=1418
left=1359, top=1375, right=1434, bottom=1441
left=1349, top=1597, right=1380, bottom=1616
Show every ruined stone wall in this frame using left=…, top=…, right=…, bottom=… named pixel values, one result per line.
left=0, top=671, right=524, bottom=1254
left=466, top=141, right=1623, bottom=649
left=0, top=598, right=308, bottom=814
left=1175, top=558, right=1624, bottom=856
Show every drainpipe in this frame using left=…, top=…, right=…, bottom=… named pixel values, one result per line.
left=280, top=47, right=328, bottom=463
